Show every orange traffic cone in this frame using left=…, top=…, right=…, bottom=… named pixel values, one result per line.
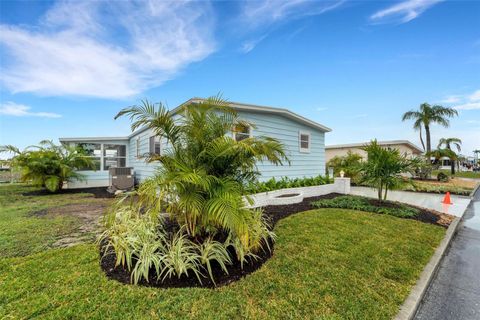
left=442, top=192, right=453, bottom=205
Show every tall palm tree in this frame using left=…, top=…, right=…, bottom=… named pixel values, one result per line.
left=402, top=103, right=458, bottom=154
left=474, top=149, right=480, bottom=165
left=437, top=137, right=462, bottom=174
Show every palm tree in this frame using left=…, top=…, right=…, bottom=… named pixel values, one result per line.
left=437, top=137, right=462, bottom=175
left=0, top=141, right=95, bottom=192
left=474, top=149, right=480, bottom=165
left=402, top=103, right=458, bottom=154
left=115, top=96, right=288, bottom=260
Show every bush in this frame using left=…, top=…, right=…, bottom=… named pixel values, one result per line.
left=312, top=195, right=418, bottom=218
left=437, top=172, right=449, bottom=182
left=326, top=151, right=363, bottom=183
left=245, top=175, right=331, bottom=194
left=0, top=140, right=95, bottom=192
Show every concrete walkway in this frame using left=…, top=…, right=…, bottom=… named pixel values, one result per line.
left=350, top=186, right=471, bottom=217
left=414, top=188, right=480, bottom=319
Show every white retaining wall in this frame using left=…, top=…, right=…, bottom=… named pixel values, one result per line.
left=245, top=178, right=351, bottom=208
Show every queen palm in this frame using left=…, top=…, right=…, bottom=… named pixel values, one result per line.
left=438, top=138, right=462, bottom=174
left=402, top=103, right=458, bottom=154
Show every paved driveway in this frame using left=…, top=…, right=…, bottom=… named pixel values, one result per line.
left=414, top=188, right=480, bottom=319
left=350, top=186, right=471, bottom=217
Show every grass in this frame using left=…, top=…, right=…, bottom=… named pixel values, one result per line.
left=400, top=178, right=477, bottom=196
left=0, top=184, right=446, bottom=319
left=0, top=184, right=108, bottom=258
left=432, top=169, right=480, bottom=179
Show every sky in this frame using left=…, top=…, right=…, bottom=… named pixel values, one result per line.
left=0, top=0, right=479, bottom=159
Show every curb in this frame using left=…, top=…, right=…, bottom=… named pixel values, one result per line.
left=394, top=216, right=462, bottom=320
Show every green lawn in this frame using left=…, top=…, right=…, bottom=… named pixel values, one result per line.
left=432, top=169, right=480, bottom=179
left=0, top=184, right=445, bottom=319
left=0, top=184, right=108, bottom=258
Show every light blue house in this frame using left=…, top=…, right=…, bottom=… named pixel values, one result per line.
left=59, top=98, right=331, bottom=188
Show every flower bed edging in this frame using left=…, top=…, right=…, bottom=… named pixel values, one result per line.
left=245, top=177, right=350, bottom=208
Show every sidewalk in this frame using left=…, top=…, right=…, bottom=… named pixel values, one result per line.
left=414, top=188, right=480, bottom=319
left=350, top=186, right=471, bottom=217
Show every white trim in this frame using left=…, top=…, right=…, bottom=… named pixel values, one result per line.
left=326, top=140, right=423, bottom=154
left=173, top=98, right=332, bottom=133
left=299, top=131, right=311, bottom=153
left=136, top=137, right=140, bottom=158
left=232, top=124, right=252, bottom=141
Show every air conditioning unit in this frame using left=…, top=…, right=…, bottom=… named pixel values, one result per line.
left=108, top=167, right=134, bottom=193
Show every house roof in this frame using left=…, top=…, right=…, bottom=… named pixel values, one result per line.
left=172, top=98, right=332, bottom=133
left=59, top=136, right=129, bottom=142
left=60, top=98, right=331, bottom=142
left=326, top=140, right=424, bottom=154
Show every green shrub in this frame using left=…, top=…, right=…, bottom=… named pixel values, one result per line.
left=437, top=172, right=449, bottom=182
left=245, top=175, right=331, bottom=194
left=0, top=140, right=95, bottom=192
left=326, top=151, right=363, bottom=183
left=312, top=196, right=418, bottom=218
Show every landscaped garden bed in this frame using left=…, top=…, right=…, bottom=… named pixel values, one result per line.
left=100, top=192, right=453, bottom=288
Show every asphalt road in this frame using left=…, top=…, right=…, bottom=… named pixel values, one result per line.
left=415, top=188, right=480, bottom=320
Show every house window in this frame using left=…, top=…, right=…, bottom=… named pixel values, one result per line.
left=76, top=143, right=101, bottom=171
left=136, top=138, right=140, bottom=158
left=233, top=124, right=251, bottom=141
left=104, top=144, right=126, bottom=170
left=149, top=136, right=161, bottom=155
left=299, top=132, right=310, bottom=153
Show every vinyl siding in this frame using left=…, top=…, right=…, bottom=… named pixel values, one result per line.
left=127, top=128, right=166, bottom=183
left=67, top=109, right=327, bottom=187
left=236, top=111, right=326, bottom=181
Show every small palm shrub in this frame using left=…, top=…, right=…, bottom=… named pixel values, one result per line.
left=245, top=175, right=331, bottom=194
left=437, top=172, right=449, bottom=182
left=312, top=196, right=418, bottom=218
left=326, top=151, right=363, bottom=183
left=360, top=140, right=416, bottom=200
left=0, top=140, right=94, bottom=192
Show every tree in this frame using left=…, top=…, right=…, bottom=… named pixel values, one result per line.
left=428, top=148, right=458, bottom=174
left=114, top=96, right=288, bottom=258
left=474, top=149, right=480, bottom=165
left=437, top=137, right=462, bottom=174
left=326, top=151, right=363, bottom=183
left=0, top=140, right=95, bottom=192
left=360, top=140, right=414, bottom=200
left=402, top=103, right=458, bottom=154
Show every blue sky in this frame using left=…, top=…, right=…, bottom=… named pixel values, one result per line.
left=1, top=0, right=479, bottom=158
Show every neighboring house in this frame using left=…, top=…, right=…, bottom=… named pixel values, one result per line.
left=325, top=140, right=423, bottom=163
left=60, top=98, right=331, bottom=188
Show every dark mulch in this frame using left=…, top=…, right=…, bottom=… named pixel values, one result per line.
left=99, top=192, right=451, bottom=289
left=23, top=187, right=114, bottom=198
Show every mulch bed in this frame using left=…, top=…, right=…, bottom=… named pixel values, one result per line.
left=99, top=192, right=452, bottom=289
left=23, top=187, right=114, bottom=198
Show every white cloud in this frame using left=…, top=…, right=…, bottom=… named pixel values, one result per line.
left=0, top=1, right=215, bottom=99
left=455, top=102, right=480, bottom=110
left=0, top=102, right=61, bottom=118
left=241, top=34, right=269, bottom=53
left=242, top=0, right=345, bottom=28
left=370, top=0, right=443, bottom=24
left=469, top=90, right=480, bottom=101
left=239, top=0, right=344, bottom=52
left=439, top=95, right=461, bottom=104
left=437, top=89, right=480, bottom=111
